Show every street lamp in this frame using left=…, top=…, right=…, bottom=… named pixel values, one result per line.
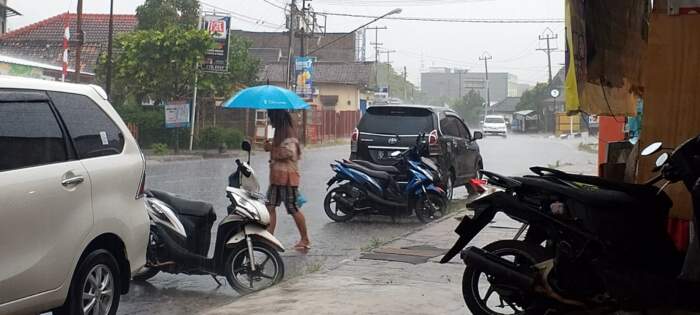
left=306, top=8, right=402, bottom=55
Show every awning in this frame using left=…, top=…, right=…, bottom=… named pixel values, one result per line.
left=0, top=3, right=21, bottom=17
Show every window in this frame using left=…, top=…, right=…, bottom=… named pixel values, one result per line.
left=440, top=116, right=461, bottom=137
left=0, top=101, right=67, bottom=171
left=359, top=107, right=434, bottom=135
left=49, top=92, right=124, bottom=159
left=456, top=119, right=471, bottom=139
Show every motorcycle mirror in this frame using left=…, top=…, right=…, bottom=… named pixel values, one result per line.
left=241, top=140, right=252, bottom=152
left=642, top=142, right=663, bottom=156
left=391, top=150, right=402, bottom=157
left=241, top=140, right=252, bottom=163
left=656, top=152, right=669, bottom=167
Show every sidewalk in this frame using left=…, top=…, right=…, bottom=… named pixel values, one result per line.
left=205, top=210, right=520, bottom=315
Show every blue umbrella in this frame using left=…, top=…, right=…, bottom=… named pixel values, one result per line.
left=222, top=85, right=310, bottom=110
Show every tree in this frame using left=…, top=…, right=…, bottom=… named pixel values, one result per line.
left=516, top=82, right=549, bottom=112
left=136, top=0, right=200, bottom=31
left=101, top=27, right=213, bottom=105
left=451, top=90, right=485, bottom=126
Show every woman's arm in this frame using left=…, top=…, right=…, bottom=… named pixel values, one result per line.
left=272, top=138, right=298, bottom=161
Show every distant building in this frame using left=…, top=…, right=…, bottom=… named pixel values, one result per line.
left=260, top=61, right=373, bottom=112
left=0, top=0, right=20, bottom=34
left=490, top=96, right=521, bottom=123
left=420, top=67, right=529, bottom=104
left=0, top=12, right=138, bottom=77
left=233, top=30, right=356, bottom=63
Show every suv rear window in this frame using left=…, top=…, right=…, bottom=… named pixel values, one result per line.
left=358, top=107, right=434, bottom=135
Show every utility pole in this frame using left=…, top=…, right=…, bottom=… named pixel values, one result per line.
left=286, top=0, right=297, bottom=89
left=479, top=52, right=492, bottom=115
left=403, top=66, right=408, bottom=102
left=106, top=0, right=114, bottom=97
left=537, top=28, right=558, bottom=84
left=299, top=0, right=309, bottom=146
left=382, top=49, right=396, bottom=64
left=367, top=26, right=387, bottom=90
left=74, top=0, right=84, bottom=83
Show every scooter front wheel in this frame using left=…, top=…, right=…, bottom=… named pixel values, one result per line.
left=224, top=238, right=285, bottom=294
left=324, top=187, right=356, bottom=222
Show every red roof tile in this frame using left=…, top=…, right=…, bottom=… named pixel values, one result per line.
left=1, top=13, right=138, bottom=42
left=0, top=13, right=138, bottom=72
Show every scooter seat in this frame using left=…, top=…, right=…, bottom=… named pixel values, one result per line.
left=344, top=163, right=392, bottom=182
left=147, top=189, right=216, bottom=218
left=351, top=160, right=400, bottom=174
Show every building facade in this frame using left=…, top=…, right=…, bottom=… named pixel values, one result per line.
left=421, top=68, right=529, bottom=105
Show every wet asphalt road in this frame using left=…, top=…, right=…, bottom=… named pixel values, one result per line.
left=118, top=133, right=597, bottom=314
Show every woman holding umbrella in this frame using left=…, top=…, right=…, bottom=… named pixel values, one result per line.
left=264, top=110, right=310, bottom=250
left=223, top=85, right=312, bottom=250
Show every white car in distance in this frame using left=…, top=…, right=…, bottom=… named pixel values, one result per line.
left=482, top=115, right=508, bottom=138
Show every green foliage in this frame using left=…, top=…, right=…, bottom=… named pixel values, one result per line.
left=376, top=63, right=418, bottom=102
left=198, top=127, right=244, bottom=150
left=136, top=0, right=200, bottom=31
left=150, top=143, right=170, bottom=155
left=105, top=27, right=213, bottom=105
left=517, top=82, right=549, bottom=112
left=115, top=105, right=171, bottom=147
left=451, top=90, right=485, bottom=126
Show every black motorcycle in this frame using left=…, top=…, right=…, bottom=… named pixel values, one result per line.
left=324, top=134, right=447, bottom=223
left=441, top=135, right=700, bottom=314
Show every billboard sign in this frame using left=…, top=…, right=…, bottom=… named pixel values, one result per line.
left=201, top=15, right=231, bottom=73
left=294, top=56, right=314, bottom=98
left=164, top=101, right=191, bottom=128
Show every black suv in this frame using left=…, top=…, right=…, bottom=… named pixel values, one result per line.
left=350, top=105, right=484, bottom=199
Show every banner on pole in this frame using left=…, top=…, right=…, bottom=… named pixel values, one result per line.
left=165, top=101, right=191, bottom=128
left=294, top=56, right=314, bottom=98
left=201, top=15, right=231, bottom=73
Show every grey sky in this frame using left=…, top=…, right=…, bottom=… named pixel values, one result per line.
left=8, top=0, right=564, bottom=86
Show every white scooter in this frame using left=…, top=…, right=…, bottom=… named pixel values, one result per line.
left=135, top=141, right=284, bottom=293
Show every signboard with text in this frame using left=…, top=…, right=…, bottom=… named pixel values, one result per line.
left=294, top=56, right=314, bottom=98
left=201, top=15, right=231, bottom=73
left=164, top=101, right=191, bottom=128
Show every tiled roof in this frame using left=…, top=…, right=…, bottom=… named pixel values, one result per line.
left=260, top=62, right=373, bottom=86
left=491, top=96, right=520, bottom=113
left=0, top=13, right=137, bottom=72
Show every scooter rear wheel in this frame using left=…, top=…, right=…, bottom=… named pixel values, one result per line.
left=324, top=187, right=356, bottom=222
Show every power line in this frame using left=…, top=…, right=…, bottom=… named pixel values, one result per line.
left=537, top=27, right=558, bottom=83
left=318, top=11, right=563, bottom=23
left=200, top=1, right=285, bottom=29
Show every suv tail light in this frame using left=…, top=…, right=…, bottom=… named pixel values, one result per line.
left=136, top=154, right=146, bottom=199
left=428, top=129, right=439, bottom=145
left=351, top=128, right=359, bottom=153
left=428, top=129, right=440, bottom=156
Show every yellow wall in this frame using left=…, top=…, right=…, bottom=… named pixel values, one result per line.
left=314, top=83, right=361, bottom=112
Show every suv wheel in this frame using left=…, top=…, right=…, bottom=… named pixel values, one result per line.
left=55, top=249, right=121, bottom=315
left=445, top=171, right=454, bottom=201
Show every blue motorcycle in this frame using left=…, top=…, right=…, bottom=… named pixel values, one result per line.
left=324, top=135, right=447, bottom=223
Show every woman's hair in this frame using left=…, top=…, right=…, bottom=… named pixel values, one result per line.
left=269, top=110, right=299, bottom=148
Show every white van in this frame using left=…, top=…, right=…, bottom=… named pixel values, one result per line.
left=0, top=77, right=148, bottom=315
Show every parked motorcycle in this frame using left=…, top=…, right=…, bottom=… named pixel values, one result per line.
left=135, top=141, right=285, bottom=294
left=441, top=135, right=700, bottom=314
left=324, top=134, right=447, bottom=223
